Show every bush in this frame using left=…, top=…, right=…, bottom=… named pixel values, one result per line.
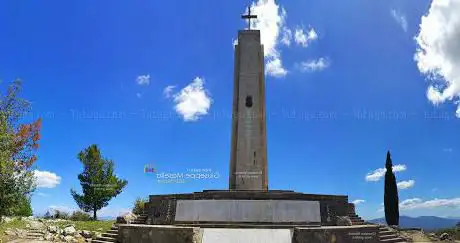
left=13, top=195, right=33, bottom=217
left=132, top=197, right=148, bottom=214
left=70, top=211, right=92, bottom=221
left=52, top=210, right=69, bottom=220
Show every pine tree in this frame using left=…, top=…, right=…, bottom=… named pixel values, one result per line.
left=71, top=145, right=127, bottom=220
left=384, top=151, right=399, bottom=226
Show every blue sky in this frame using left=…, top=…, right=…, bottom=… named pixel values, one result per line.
left=1, top=0, right=460, bottom=220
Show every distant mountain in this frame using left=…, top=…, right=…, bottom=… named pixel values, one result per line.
left=369, top=216, right=459, bottom=231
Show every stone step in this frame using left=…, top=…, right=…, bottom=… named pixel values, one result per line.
left=106, top=229, right=118, bottom=234
left=110, top=226, right=119, bottom=230
left=96, top=236, right=117, bottom=242
left=380, top=237, right=406, bottom=243
left=90, top=240, right=114, bottom=243
left=102, top=232, right=118, bottom=238
left=380, top=234, right=399, bottom=240
left=380, top=230, right=394, bottom=236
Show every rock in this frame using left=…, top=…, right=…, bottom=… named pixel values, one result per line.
left=63, top=225, right=77, bottom=236
left=80, top=230, right=91, bottom=238
left=116, top=212, right=137, bottom=224
left=48, top=225, right=59, bottom=233
left=336, top=216, right=352, bottom=226
left=44, top=232, right=53, bottom=241
left=64, top=235, right=74, bottom=242
left=439, top=232, right=450, bottom=241
left=4, top=229, right=16, bottom=236
left=91, top=231, right=102, bottom=239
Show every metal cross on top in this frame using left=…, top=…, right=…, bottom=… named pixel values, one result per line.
left=241, top=6, right=257, bottom=30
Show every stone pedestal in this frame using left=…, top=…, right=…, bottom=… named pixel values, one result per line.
left=147, top=190, right=348, bottom=227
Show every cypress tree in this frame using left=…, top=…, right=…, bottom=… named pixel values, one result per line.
left=384, top=151, right=399, bottom=226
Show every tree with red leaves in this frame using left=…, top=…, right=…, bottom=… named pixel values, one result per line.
left=0, top=79, right=41, bottom=219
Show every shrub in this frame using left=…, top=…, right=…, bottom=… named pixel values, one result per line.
left=13, top=195, right=33, bottom=217
left=70, top=211, right=92, bottom=221
left=132, top=197, right=148, bottom=215
left=53, top=210, right=69, bottom=220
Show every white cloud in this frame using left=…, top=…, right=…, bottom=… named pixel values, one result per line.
left=365, top=164, right=407, bottom=182
left=136, top=74, right=150, bottom=86
left=172, top=77, right=212, bottom=121
left=352, top=199, right=366, bottom=205
left=248, top=0, right=289, bottom=77
left=163, top=85, right=176, bottom=98
left=400, top=197, right=460, bottom=210
left=280, top=27, right=292, bottom=46
left=297, top=57, right=330, bottom=72
left=443, top=148, right=453, bottom=152
left=397, top=180, right=415, bottom=190
left=34, top=170, right=61, bottom=188
left=35, top=192, right=48, bottom=197
left=266, top=57, right=288, bottom=77
left=415, top=0, right=460, bottom=118
left=391, top=9, right=408, bottom=32
left=136, top=93, right=142, bottom=98
left=294, top=27, right=318, bottom=47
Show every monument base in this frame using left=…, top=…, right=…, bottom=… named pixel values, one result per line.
left=146, top=190, right=349, bottom=227
left=118, top=224, right=380, bottom=243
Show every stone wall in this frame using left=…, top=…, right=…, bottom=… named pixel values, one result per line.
left=293, top=225, right=380, bottom=243
left=118, top=224, right=202, bottom=243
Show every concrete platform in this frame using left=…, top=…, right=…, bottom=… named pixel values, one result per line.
left=117, top=224, right=380, bottom=243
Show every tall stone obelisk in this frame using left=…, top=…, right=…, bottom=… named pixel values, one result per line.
left=229, top=8, right=268, bottom=191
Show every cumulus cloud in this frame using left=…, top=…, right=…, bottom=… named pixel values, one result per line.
left=297, top=57, right=330, bottom=72
left=172, top=77, right=212, bottom=121
left=365, top=164, right=407, bottom=182
left=266, top=57, right=288, bottom=77
left=280, top=27, right=292, bottom=46
left=34, top=170, right=61, bottom=188
left=163, top=85, right=176, bottom=98
left=352, top=199, right=366, bottom=205
left=400, top=197, right=460, bottom=210
left=397, top=180, right=415, bottom=190
left=414, top=0, right=460, bottom=118
left=294, top=27, right=318, bottom=47
left=391, top=9, right=408, bottom=32
left=136, top=74, right=150, bottom=86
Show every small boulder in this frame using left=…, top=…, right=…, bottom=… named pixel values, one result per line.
left=80, top=230, right=92, bottom=238
left=439, top=232, right=450, bottom=241
left=63, top=225, right=77, bottom=236
left=48, top=225, right=59, bottom=233
left=336, top=216, right=352, bottom=226
left=64, top=235, right=74, bottom=242
left=4, top=229, right=16, bottom=236
left=116, top=212, right=137, bottom=224
left=44, top=232, right=53, bottom=241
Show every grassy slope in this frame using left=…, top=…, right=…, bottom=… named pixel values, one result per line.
left=0, top=218, right=115, bottom=242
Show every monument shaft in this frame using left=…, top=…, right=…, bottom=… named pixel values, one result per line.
left=229, top=30, right=268, bottom=190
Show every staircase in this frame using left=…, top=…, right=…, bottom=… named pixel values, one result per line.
left=87, top=212, right=148, bottom=243
left=25, top=228, right=45, bottom=240
left=378, top=225, right=407, bottom=243
left=348, top=211, right=366, bottom=225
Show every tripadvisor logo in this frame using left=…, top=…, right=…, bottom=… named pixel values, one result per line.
left=144, top=164, right=156, bottom=173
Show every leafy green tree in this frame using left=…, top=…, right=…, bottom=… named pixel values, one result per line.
left=13, top=195, right=33, bottom=216
left=0, top=79, right=41, bottom=220
left=132, top=197, right=148, bottom=215
left=71, top=145, right=128, bottom=220
left=384, top=151, right=399, bottom=226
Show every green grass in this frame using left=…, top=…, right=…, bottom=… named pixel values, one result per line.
left=49, top=220, right=116, bottom=232
left=0, top=218, right=28, bottom=242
